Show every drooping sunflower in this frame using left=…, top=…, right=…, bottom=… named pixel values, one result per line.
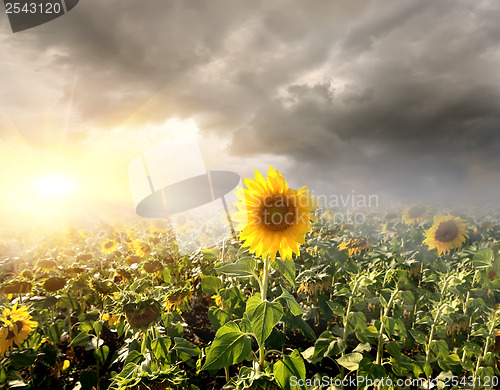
left=101, top=239, right=118, bottom=254
left=423, top=215, right=469, bottom=255
left=337, top=238, right=370, bottom=256
left=165, top=287, right=192, bottom=312
left=402, top=204, right=427, bottom=225
left=233, top=166, right=317, bottom=261
left=0, top=303, right=38, bottom=356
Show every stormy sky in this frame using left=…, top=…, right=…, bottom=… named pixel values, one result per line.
left=1, top=0, right=499, bottom=214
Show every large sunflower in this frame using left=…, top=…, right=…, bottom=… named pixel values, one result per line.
left=423, top=215, right=469, bottom=255
left=0, top=303, right=38, bottom=356
left=338, top=238, right=370, bottom=256
left=402, top=204, right=427, bottom=225
left=233, top=166, right=317, bottom=261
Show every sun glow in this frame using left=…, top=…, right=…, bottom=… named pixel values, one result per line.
left=35, top=174, right=77, bottom=198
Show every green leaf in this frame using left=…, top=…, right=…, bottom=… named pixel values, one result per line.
left=336, top=352, right=363, bottom=371
left=353, top=342, right=371, bottom=353
left=409, top=329, right=427, bottom=344
left=273, top=350, right=307, bottom=390
left=356, top=325, right=379, bottom=343
left=124, top=350, right=144, bottom=366
left=216, top=257, right=257, bottom=278
left=423, top=362, right=432, bottom=378
left=208, top=307, right=231, bottom=332
left=415, top=314, right=433, bottom=326
left=11, top=349, right=37, bottom=369
left=93, top=320, right=104, bottom=336
left=473, top=248, right=493, bottom=268
left=79, top=370, right=97, bottom=390
left=68, top=331, right=90, bottom=348
left=7, top=380, right=30, bottom=388
left=438, top=353, right=461, bottom=371
left=173, top=337, right=200, bottom=362
left=56, top=293, right=79, bottom=310
left=326, top=300, right=345, bottom=316
left=358, top=357, right=386, bottom=380
left=201, top=248, right=219, bottom=261
left=477, top=366, right=495, bottom=384
left=46, top=319, right=65, bottom=344
left=151, top=337, right=172, bottom=360
left=278, top=287, right=304, bottom=316
left=297, top=316, right=317, bottom=340
left=382, top=316, right=395, bottom=338
left=93, top=345, right=109, bottom=365
left=347, top=312, right=367, bottom=331
left=400, top=290, right=415, bottom=304
left=430, top=340, right=449, bottom=360
left=394, top=318, right=407, bottom=338
left=201, top=275, right=222, bottom=295
left=311, top=331, right=345, bottom=360
left=201, top=322, right=252, bottom=371
left=246, top=296, right=283, bottom=346
left=385, top=341, right=401, bottom=359
left=271, top=257, right=296, bottom=287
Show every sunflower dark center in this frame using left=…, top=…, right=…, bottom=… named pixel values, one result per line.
left=408, top=205, right=425, bottom=219
left=104, top=242, right=114, bottom=249
left=260, top=195, right=296, bottom=231
left=435, top=220, right=459, bottom=242
left=7, top=321, right=24, bottom=339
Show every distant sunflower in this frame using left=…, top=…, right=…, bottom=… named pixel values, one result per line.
left=423, top=215, right=469, bottom=255
left=0, top=303, right=38, bottom=356
left=101, top=239, right=118, bottom=254
left=402, top=205, right=427, bottom=225
left=338, top=238, right=370, bottom=256
left=128, top=240, right=151, bottom=258
left=102, top=313, right=120, bottom=326
left=211, top=294, right=223, bottom=308
left=233, top=166, right=317, bottom=261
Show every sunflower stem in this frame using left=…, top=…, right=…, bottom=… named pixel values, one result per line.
left=472, top=310, right=497, bottom=390
left=261, top=255, right=271, bottom=302
left=258, top=255, right=271, bottom=370
left=341, top=275, right=364, bottom=390
left=424, top=275, right=450, bottom=378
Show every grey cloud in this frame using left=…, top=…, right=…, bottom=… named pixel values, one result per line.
left=1, top=0, right=499, bottom=205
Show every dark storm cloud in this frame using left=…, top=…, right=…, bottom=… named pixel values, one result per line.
left=1, top=0, right=499, bottom=204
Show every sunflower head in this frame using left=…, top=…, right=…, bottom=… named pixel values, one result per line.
left=1, top=281, right=32, bottom=295
left=102, top=313, right=120, bottom=326
left=124, top=300, right=161, bottom=330
left=165, top=286, right=192, bottom=312
left=143, top=260, right=164, bottom=274
left=0, top=303, right=38, bottom=357
left=402, top=205, right=427, bottom=225
left=423, top=215, right=469, bottom=255
left=233, top=166, right=317, bottom=261
left=101, top=239, right=118, bottom=255
left=128, top=240, right=151, bottom=258
left=338, top=238, right=370, bottom=256
left=43, top=277, right=67, bottom=292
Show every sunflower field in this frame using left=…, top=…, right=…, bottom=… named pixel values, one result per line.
left=1, top=168, right=499, bottom=390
